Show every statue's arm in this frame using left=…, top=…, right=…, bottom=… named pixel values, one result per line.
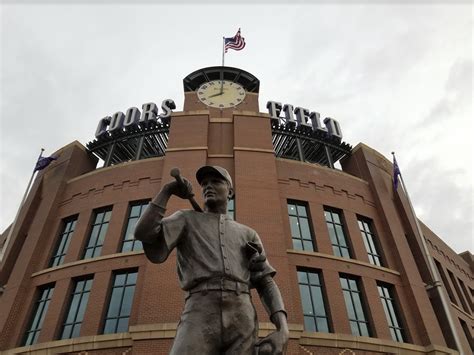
left=134, top=184, right=174, bottom=244
left=255, top=276, right=289, bottom=354
left=134, top=179, right=193, bottom=263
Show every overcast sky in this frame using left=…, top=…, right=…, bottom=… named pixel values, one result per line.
left=1, top=2, right=472, bottom=253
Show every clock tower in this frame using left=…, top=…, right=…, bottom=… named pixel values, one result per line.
left=182, top=66, right=260, bottom=114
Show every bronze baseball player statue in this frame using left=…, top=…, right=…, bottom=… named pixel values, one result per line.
left=135, top=166, right=288, bottom=354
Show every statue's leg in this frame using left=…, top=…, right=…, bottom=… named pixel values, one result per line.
left=170, top=292, right=222, bottom=355
left=221, top=292, right=258, bottom=355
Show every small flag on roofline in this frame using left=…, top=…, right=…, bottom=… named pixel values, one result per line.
left=34, top=155, right=58, bottom=172
left=392, top=152, right=401, bottom=191
left=224, top=28, right=246, bottom=53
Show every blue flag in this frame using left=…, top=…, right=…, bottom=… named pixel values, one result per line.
left=34, top=156, right=57, bottom=172
left=393, top=155, right=401, bottom=191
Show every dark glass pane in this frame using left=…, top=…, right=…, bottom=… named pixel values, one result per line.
left=130, top=205, right=141, bottom=218
left=390, top=328, right=397, bottom=341
left=120, top=287, right=134, bottom=316
left=353, top=294, right=365, bottom=320
left=359, top=322, right=369, bottom=336
left=288, top=204, right=296, bottom=216
left=289, top=216, right=301, bottom=238
left=126, top=272, right=138, bottom=285
left=292, top=238, right=303, bottom=251
left=65, top=295, right=80, bottom=323
left=61, top=324, right=72, bottom=339
left=335, top=225, right=346, bottom=246
left=340, top=277, right=348, bottom=289
left=297, top=205, right=307, bottom=217
left=311, top=286, right=326, bottom=316
left=308, top=273, right=320, bottom=285
left=324, top=211, right=332, bottom=222
left=76, top=293, right=90, bottom=322
left=103, top=319, right=116, bottom=334
left=298, top=271, right=308, bottom=284
left=103, top=210, right=112, bottom=222
left=95, top=212, right=104, bottom=224
left=327, top=225, right=338, bottom=245
left=107, top=289, right=124, bottom=318
left=300, top=219, right=311, bottom=239
left=97, top=224, right=108, bottom=245
left=84, top=249, right=93, bottom=259
left=122, top=241, right=132, bottom=252
left=332, top=212, right=341, bottom=224
left=88, top=226, right=100, bottom=246
left=117, top=318, right=129, bottom=333
left=332, top=245, right=342, bottom=257
left=343, top=291, right=356, bottom=319
left=71, top=324, right=81, bottom=338
left=92, top=246, right=101, bottom=258
left=348, top=279, right=357, bottom=290
left=304, top=316, right=316, bottom=332
left=395, top=329, right=404, bottom=342
left=131, top=240, right=143, bottom=251
left=350, top=321, right=359, bottom=335
left=303, top=240, right=314, bottom=251
left=300, top=285, right=313, bottom=315
left=341, top=247, right=350, bottom=258
left=316, top=317, right=329, bottom=332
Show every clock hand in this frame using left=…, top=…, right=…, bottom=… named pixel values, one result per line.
left=208, top=91, right=224, bottom=98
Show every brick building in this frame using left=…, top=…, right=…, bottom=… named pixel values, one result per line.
left=0, top=66, right=472, bottom=354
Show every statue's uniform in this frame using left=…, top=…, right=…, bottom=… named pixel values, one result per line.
left=142, top=208, right=280, bottom=355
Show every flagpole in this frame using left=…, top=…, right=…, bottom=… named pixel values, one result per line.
left=222, top=36, right=225, bottom=67
left=0, top=148, right=44, bottom=263
left=392, top=152, right=463, bottom=352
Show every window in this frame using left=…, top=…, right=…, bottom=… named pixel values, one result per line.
left=83, top=208, right=112, bottom=259
left=50, top=217, right=77, bottom=267
left=377, top=283, right=405, bottom=342
left=103, top=270, right=138, bottom=334
left=60, top=277, right=93, bottom=339
left=227, top=197, right=235, bottom=220
left=121, top=201, right=149, bottom=252
left=447, top=270, right=470, bottom=314
left=325, top=209, right=350, bottom=258
left=287, top=201, right=314, bottom=251
left=340, top=275, right=370, bottom=337
left=358, top=218, right=383, bottom=266
left=434, top=260, right=457, bottom=305
left=297, top=270, right=330, bottom=332
left=23, top=285, right=55, bottom=346
left=458, top=278, right=472, bottom=314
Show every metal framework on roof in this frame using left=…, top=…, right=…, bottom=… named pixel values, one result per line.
left=183, top=66, right=260, bottom=93
left=271, top=121, right=352, bottom=168
left=86, top=121, right=169, bottom=167
left=87, top=119, right=351, bottom=169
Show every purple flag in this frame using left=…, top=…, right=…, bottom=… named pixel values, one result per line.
left=34, top=156, right=57, bottom=172
left=393, top=154, right=401, bottom=190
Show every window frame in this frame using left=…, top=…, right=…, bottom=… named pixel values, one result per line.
left=59, top=276, right=94, bottom=339
left=102, top=269, right=138, bottom=334
left=120, top=200, right=150, bottom=253
left=49, top=216, right=78, bottom=267
left=297, top=268, right=331, bottom=333
left=22, top=284, right=55, bottom=346
left=287, top=200, right=316, bottom=252
left=324, top=207, right=351, bottom=258
left=339, top=274, right=371, bottom=337
left=357, top=216, right=384, bottom=267
left=82, top=207, right=113, bottom=259
left=377, top=282, right=406, bottom=342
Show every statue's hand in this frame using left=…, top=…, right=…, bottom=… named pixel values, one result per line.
left=255, top=329, right=289, bottom=355
left=249, top=253, right=266, bottom=272
left=163, top=178, right=194, bottom=200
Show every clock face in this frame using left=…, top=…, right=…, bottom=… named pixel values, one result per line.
left=197, top=80, right=246, bottom=109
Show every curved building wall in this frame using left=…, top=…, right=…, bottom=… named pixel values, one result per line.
left=0, top=82, right=472, bottom=354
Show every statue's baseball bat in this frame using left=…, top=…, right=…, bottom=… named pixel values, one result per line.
left=170, top=168, right=203, bottom=212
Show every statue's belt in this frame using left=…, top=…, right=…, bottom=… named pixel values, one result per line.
left=185, top=278, right=250, bottom=298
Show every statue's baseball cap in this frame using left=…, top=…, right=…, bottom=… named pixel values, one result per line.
left=196, top=166, right=233, bottom=189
